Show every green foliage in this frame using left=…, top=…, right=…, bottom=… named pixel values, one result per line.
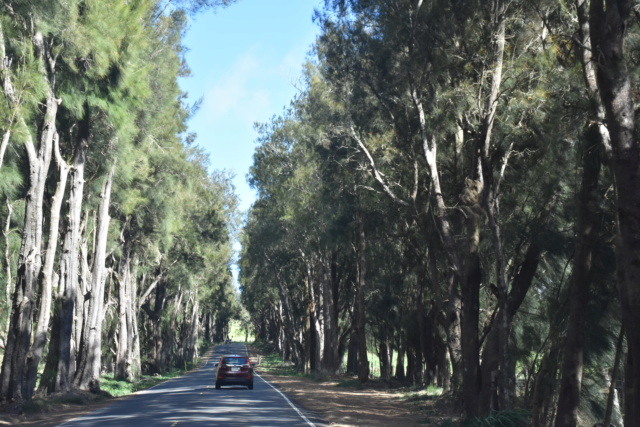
left=99, top=370, right=185, bottom=397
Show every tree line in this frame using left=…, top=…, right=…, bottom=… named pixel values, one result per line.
left=240, top=1, right=640, bottom=426
left=0, top=0, right=240, bottom=403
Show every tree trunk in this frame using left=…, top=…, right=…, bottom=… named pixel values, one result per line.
left=321, top=253, right=341, bottom=375
left=444, top=278, right=463, bottom=396
left=0, top=89, right=57, bottom=402
left=115, top=247, right=133, bottom=380
left=460, top=246, right=481, bottom=418
left=3, top=199, right=13, bottom=304
left=186, top=300, right=199, bottom=363
left=130, top=257, right=141, bottom=380
left=355, top=209, right=369, bottom=383
left=394, top=337, right=405, bottom=380
left=590, top=2, right=640, bottom=425
left=379, top=333, right=392, bottom=381
left=346, top=331, right=358, bottom=375
left=74, top=166, right=114, bottom=390
left=40, top=117, right=88, bottom=394
left=0, top=22, right=16, bottom=172
left=479, top=241, right=542, bottom=413
left=603, top=324, right=625, bottom=427
left=531, top=335, right=562, bottom=427
left=25, top=135, right=69, bottom=399
left=555, top=128, right=602, bottom=427
left=60, top=127, right=88, bottom=391
left=302, top=255, right=322, bottom=373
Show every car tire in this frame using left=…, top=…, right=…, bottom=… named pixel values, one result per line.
left=248, top=382, right=253, bottom=390
left=215, top=382, right=221, bottom=390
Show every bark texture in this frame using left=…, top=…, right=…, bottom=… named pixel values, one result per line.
left=25, top=135, right=69, bottom=398
left=0, top=80, right=57, bottom=402
left=74, top=166, right=114, bottom=390
left=40, top=116, right=88, bottom=394
left=355, top=209, right=369, bottom=382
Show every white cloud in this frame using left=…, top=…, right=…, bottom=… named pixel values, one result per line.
left=202, top=50, right=271, bottom=123
left=278, top=32, right=317, bottom=94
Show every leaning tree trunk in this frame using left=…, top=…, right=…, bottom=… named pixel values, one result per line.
left=590, top=2, right=640, bottom=425
left=74, top=165, right=114, bottom=390
left=0, top=21, right=17, bottom=172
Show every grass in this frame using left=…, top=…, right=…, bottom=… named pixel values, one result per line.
left=462, top=410, right=530, bottom=427
left=254, top=352, right=303, bottom=377
left=403, top=384, right=444, bottom=404
left=99, top=368, right=184, bottom=397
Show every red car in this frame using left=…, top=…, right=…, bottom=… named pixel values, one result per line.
left=215, top=355, right=254, bottom=389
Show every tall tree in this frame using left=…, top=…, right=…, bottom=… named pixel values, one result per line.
left=590, top=1, right=640, bottom=425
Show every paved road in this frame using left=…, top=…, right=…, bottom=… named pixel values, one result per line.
left=58, top=343, right=325, bottom=426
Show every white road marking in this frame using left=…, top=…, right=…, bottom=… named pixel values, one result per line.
left=243, top=344, right=316, bottom=427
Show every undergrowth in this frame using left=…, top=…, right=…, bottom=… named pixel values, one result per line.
left=463, top=409, right=530, bottom=427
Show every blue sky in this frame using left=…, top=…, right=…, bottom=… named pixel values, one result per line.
left=179, top=0, right=323, bottom=213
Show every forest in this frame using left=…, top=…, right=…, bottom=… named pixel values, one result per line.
left=239, top=0, right=640, bottom=426
left=0, top=0, right=242, bottom=407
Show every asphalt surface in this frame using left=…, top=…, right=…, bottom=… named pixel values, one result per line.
left=58, top=343, right=326, bottom=426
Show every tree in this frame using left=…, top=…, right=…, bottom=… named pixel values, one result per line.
left=590, top=1, right=640, bottom=425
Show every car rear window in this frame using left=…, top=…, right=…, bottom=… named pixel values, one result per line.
left=223, top=357, right=248, bottom=366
